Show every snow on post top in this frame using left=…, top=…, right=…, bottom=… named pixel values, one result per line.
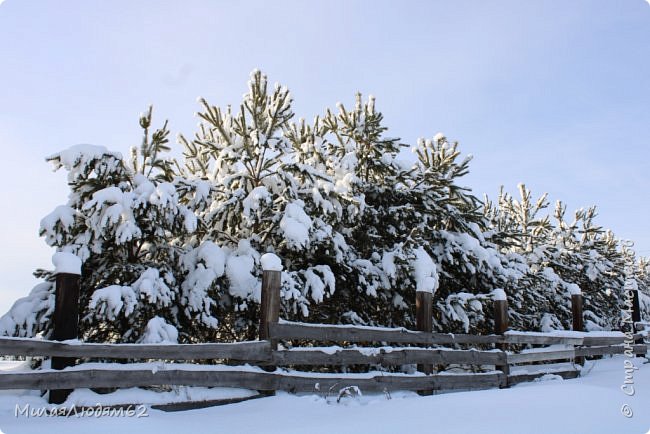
left=52, top=252, right=81, bottom=275
left=261, top=253, right=283, bottom=272
left=567, top=284, right=582, bottom=296
left=492, top=288, right=507, bottom=301
left=412, top=247, right=439, bottom=293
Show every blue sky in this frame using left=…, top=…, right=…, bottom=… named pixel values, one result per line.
left=1, top=0, right=649, bottom=313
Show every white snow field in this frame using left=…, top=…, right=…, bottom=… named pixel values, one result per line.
left=0, top=355, right=648, bottom=434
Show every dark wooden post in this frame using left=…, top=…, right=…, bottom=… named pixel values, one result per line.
left=571, top=293, right=585, bottom=366
left=415, top=291, right=433, bottom=374
left=493, top=294, right=509, bottom=387
left=259, top=257, right=281, bottom=396
left=631, top=289, right=643, bottom=345
left=415, top=291, right=433, bottom=395
left=259, top=269, right=281, bottom=348
left=49, top=254, right=81, bottom=404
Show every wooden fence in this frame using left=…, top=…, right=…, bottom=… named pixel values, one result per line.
left=0, top=323, right=646, bottom=396
left=0, top=268, right=647, bottom=404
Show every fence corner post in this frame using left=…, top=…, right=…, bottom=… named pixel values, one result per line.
left=493, top=289, right=510, bottom=387
left=416, top=290, right=433, bottom=395
left=571, top=292, right=585, bottom=366
left=49, top=252, right=81, bottom=405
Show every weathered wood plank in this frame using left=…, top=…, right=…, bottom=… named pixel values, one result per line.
left=582, top=335, right=645, bottom=346
left=0, top=369, right=506, bottom=392
left=269, top=322, right=501, bottom=345
left=270, top=348, right=506, bottom=366
left=582, top=336, right=622, bottom=346
left=276, top=372, right=506, bottom=393
left=503, top=332, right=645, bottom=346
left=508, top=369, right=580, bottom=386
left=575, top=344, right=647, bottom=357
left=503, top=333, right=583, bottom=345
left=507, top=349, right=576, bottom=364
left=432, top=333, right=502, bottom=345
left=0, top=337, right=272, bottom=361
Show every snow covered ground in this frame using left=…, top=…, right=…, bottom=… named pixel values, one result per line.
left=0, top=355, right=648, bottom=434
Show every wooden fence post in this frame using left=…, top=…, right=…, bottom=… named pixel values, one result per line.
left=49, top=253, right=81, bottom=404
left=571, top=292, right=585, bottom=366
left=631, top=289, right=644, bottom=345
left=259, top=269, right=281, bottom=348
left=259, top=254, right=282, bottom=396
left=493, top=290, right=509, bottom=387
left=416, top=290, right=433, bottom=395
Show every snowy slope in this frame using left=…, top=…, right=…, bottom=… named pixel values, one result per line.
left=0, top=355, right=648, bottom=434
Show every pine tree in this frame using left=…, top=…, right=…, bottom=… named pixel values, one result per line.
left=2, top=109, right=205, bottom=342
left=180, top=71, right=355, bottom=338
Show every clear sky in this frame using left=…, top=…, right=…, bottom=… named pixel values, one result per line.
left=1, top=0, right=649, bottom=314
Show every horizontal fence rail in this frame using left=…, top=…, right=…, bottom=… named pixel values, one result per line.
left=576, top=344, right=647, bottom=358
left=0, top=337, right=271, bottom=361
left=2, top=330, right=643, bottom=361
left=0, top=365, right=506, bottom=393
left=270, top=322, right=645, bottom=346
left=502, top=331, right=645, bottom=346
left=0, top=337, right=506, bottom=366
left=508, top=369, right=581, bottom=386
left=271, top=347, right=506, bottom=366
left=269, top=322, right=502, bottom=345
